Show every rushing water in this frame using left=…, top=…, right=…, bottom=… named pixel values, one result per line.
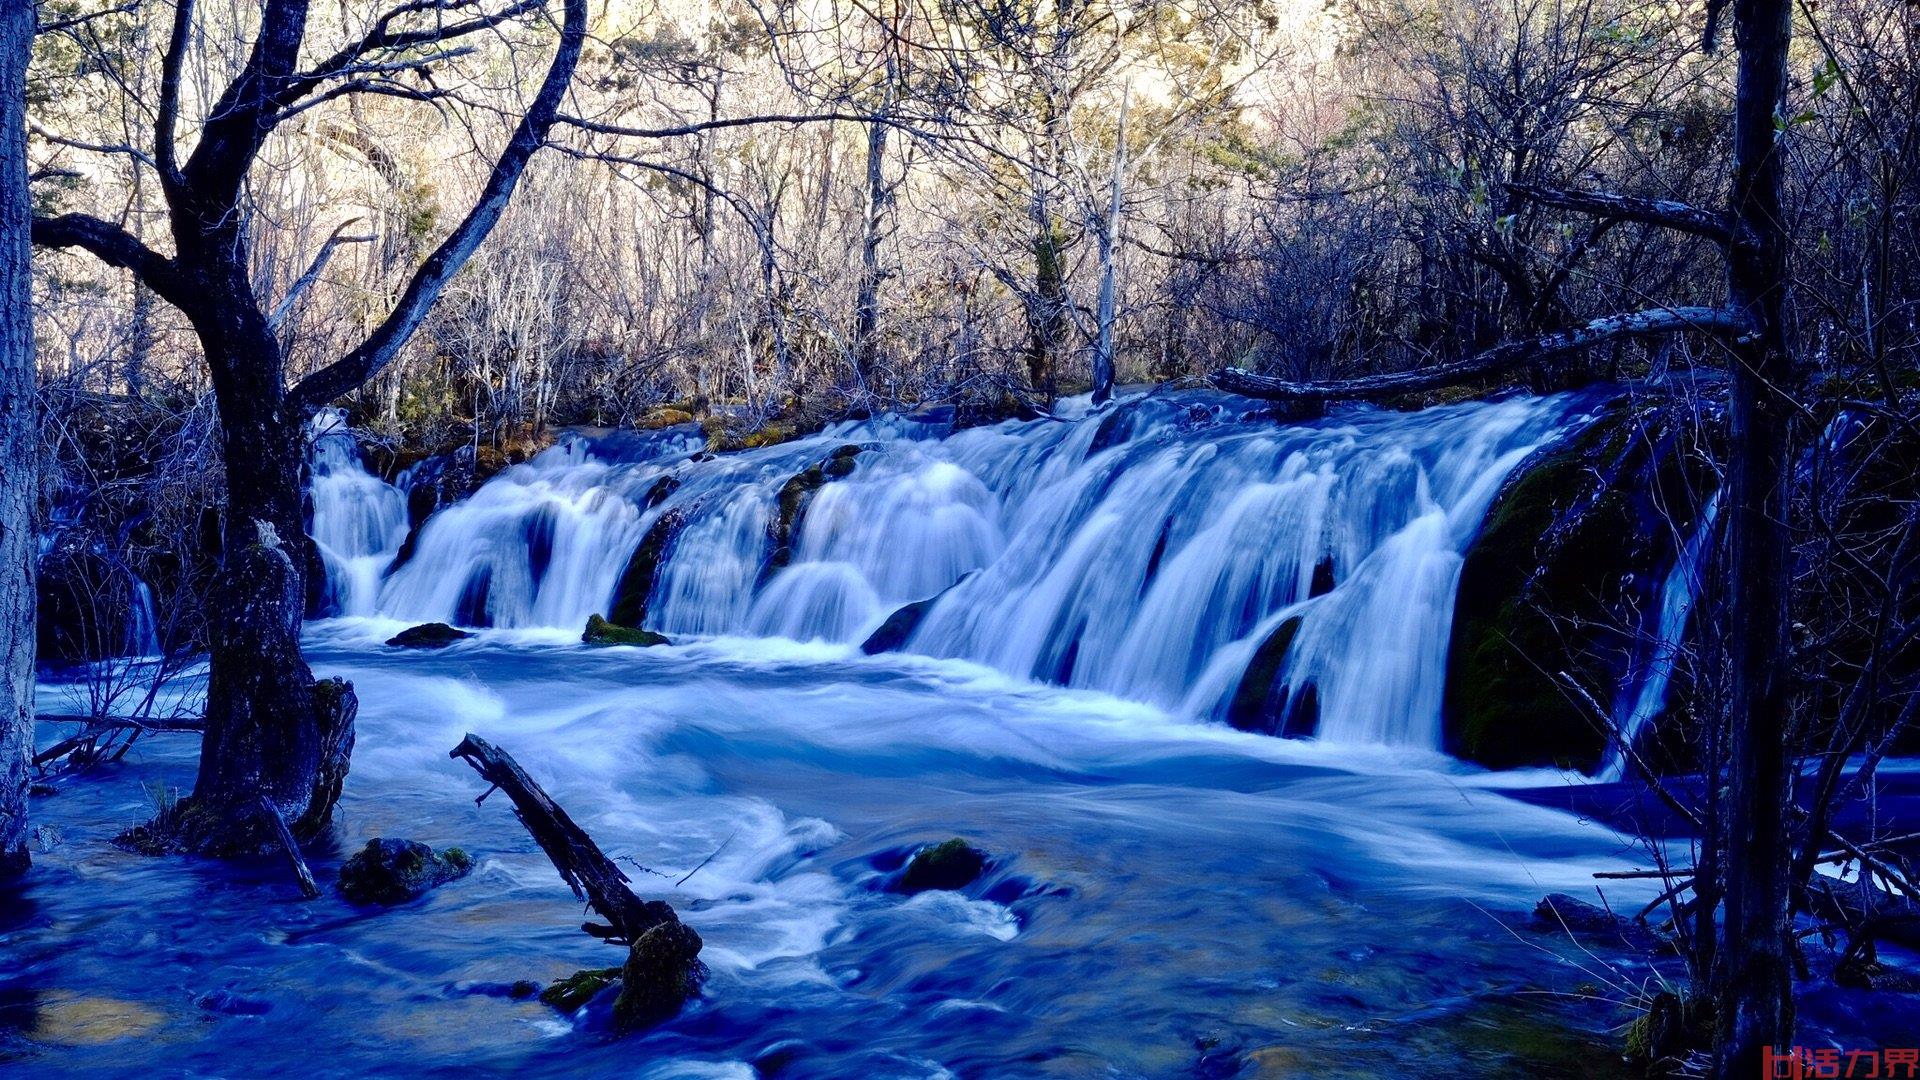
left=370, top=390, right=1581, bottom=749
left=312, top=413, right=409, bottom=618
left=9, top=391, right=1834, bottom=1076
left=1601, top=493, right=1721, bottom=782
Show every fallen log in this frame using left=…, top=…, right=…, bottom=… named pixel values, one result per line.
left=1212, top=306, right=1752, bottom=403
left=449, top=733, right=706, bottom=1029
left=1806, top=872, right=1920, bottom=952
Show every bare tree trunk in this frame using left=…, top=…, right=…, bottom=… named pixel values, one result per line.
left=1091, top=87, right=1128, bottom=406
left=1026, top=97, right=1069, bottom=403
left=853, top=113, right=892, bottom=386
left=0, top=0, right=34, bottom=879
left=1715, top=0, right=1798, bottom=1072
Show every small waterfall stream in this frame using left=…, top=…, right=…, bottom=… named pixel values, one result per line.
left=1600, top=490, right=1721, bottom=780
left=311, top=413, right=408, bottom=617
left=320, top=390, right=1593, bottom=753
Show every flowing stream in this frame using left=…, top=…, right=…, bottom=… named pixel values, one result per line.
left=369, top=390, right=1583, bottom=748
left=7, top=390, right=1744, bottom=1077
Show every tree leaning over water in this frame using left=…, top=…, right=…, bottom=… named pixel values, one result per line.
left=28, top=0, right=587, bottom=853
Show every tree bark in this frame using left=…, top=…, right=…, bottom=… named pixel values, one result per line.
left=1714, top=0, right=1798, bottom=1073
left=1090, top=87, right=1127, bottom=406
left=0, top=0, right=34, bottom=879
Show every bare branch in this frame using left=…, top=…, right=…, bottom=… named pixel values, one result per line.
left=30, top=213, right=190, bottom=308
left=155, top=0, right=192, bottom=187
left=28, top=123, right=157, bottom=169
left=289, top=0, right=588, bottom=410
left=1507, top=183, right=1739, bottom=245
left=1212, top=307, right=1753, bottom=403
left=35, top=3, right=137, bottom=36
left=269, top=219, right=373, bottom=331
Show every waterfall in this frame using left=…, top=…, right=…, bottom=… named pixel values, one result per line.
left=310, top=412, right=408, bottom=617
left=1599, top=492, right=1720, bottom=780
left=320, top=390, right=1591, bottom=751
left=125, top=576, right=161, bottom=656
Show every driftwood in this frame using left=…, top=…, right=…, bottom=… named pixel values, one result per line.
left=1212, top=306, right=1752, bottom=403
left=449, top=733, right=677, bottom=944
left=258, top=795, right=320, bottom=899
left=1806, top=873, right=1920, bottom=952
left=449, top=733, right=706, bottom=1029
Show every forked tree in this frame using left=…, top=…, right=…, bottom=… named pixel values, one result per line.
left=29, top=0, right=587, bottom=853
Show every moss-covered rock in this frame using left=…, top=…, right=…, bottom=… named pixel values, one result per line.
left=337, top=838, right=473, bottom=905
left=613, top=921, right=707, bottom=1031
left=761, top=446, right=863, bottom=584
left=608, top=501, right=686, bottom=629
left=538, top=967, right=622, bottom=1012
left=637, top=407, right=696, bottom=430
left=583, top=614, right=669, bottom=648
left=385, top=622, right=473, bottom=649
left=1444, top=397, right=1721, bottom=771
left=892, top=838, right=989, bottom=893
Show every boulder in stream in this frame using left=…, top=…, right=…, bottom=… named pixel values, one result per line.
left=337, top=839, right=473, bottom=905
left=583, top=614, right=669, bottom=648
left=385, top=622, right=473, bottom=649
left=891, top=838, right=989, bottom=893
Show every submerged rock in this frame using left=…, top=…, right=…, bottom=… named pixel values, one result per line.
left=861, top=597, right=936, bottom=655
left=1226, top=616, right=1313, bottom=735
left=384, top=622, right=472, bottom=649
left=538, top=967, right=621, bottom=1012
left=583, top=614, right=669, bottom=648
left=337, top=839, right=473, bottom=905
left=892, top=838, right=989, bottom=894
left=1531, top=892, right=1620, bottom=935
left=860, top=573, right=975, bottom=655
left=614, top=921, right=708, bottom=1030
left=1532, top=892, right=1663, bottom=952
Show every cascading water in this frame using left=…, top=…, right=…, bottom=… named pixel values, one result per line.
left=329, top=390, right=1593, bottom=752
left=310, top=413, right=408, bottom=617
left=125, top=577, right=161, bottom=656
left=36, top=390, right=1835, bottom=1079
left=1598, top=490, right=1721, bottom=780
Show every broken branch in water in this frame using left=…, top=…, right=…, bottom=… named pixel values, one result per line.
left=449, top=733, right=677, bottom=944
left=258, top=795, right=320, bottom=899
left=448, top=733, right=708, bottom=1029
